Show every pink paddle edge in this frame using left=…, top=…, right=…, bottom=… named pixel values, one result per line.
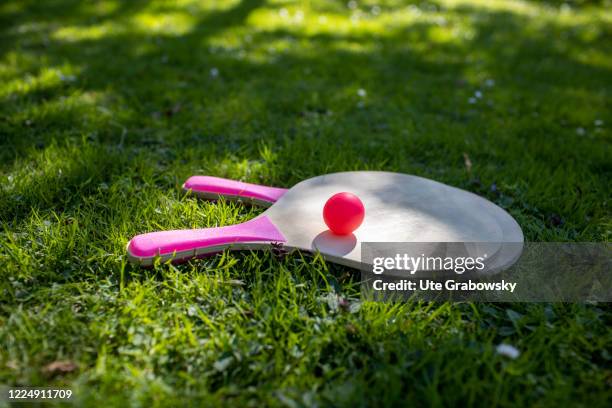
left=127, top=216, right=286, bottom=259
left=183, top=176, right=287, bottom=204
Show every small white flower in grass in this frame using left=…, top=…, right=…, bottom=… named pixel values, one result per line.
left=594, top=119, right=603, bottom=127
left=295, top=10, right=304, bottom=22
left=468, top=97, right=477, bottom=104
left=475, top=90, right=483, bottom=99
left=576, top=127, right=585, bottom=136
left=371, top=6, right=381, bottom=16
left=496, top=343, right=520, bottom=359
left=213, top=356, right=233, bottom=372
left=357, top=88, right=367, bottom=97
left=279, top=8, right=289, bottom=18
left=210, top=67, right=219, bottom=78
left=348, top=1, right=358, bottom=10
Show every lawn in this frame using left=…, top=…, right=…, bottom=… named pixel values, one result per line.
left=0, top=0, right=610, bottom=406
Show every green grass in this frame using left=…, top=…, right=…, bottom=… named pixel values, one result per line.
left=0, top=0, right=611, bottom=406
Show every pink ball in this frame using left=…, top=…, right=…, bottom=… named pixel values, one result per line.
left=323, top=192, right=365, bottom=235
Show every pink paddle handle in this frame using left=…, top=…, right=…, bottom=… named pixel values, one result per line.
left=127, top=216, right=286, bottom=263
left=183, top=176, right=287, bottom=205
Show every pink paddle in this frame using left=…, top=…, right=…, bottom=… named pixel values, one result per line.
left=128, top=172, right=524, bottom=269
left=183, top=176, right=287, bottom=207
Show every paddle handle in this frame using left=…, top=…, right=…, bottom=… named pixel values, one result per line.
left=183, top=176, right=287, bottom=206
left=127, top=216, right=286, bottom=265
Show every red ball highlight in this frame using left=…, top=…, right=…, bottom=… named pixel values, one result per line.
left=323, top=192, right=365, bottom=235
